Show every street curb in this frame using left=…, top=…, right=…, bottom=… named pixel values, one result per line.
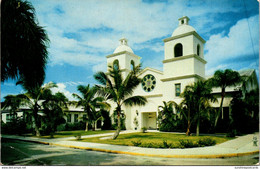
left=4, top=137, right=259, bottom=159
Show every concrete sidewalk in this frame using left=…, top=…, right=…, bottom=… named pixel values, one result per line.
left=2, top=131, right=259, bottom=158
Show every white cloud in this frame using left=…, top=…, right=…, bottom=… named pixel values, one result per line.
left=30, top=0, right=249, bottom=70
left=205, top=15, right=259, bottom=75
left=29, top=0, right=259, bottom=79
left=64, top=81, right=85, bottom=86
left=51, top=83, right=75, bottom=101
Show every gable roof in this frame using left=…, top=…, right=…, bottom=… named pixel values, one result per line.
left=138, top=67, right=163, bottom=76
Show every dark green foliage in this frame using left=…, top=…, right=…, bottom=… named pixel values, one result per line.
left=178, top=139, right=198, bottom=148
left=229, top=89, right=259, bottom=134
left=129, top=138, right=216, bottom=149
left=94, top=64, right=147, bottom=139
left=56, top=124, right=66, bottom=131
left=111, top=109, right=126, bottom=130
left=180, top=80, right=217, bottom=136
left=131, top=140, right=142, bottom=146
left=101, top=110, right=112, bottom=130
left=64, top=122, right=86, bottom=131
left=74, top=134, right=82, bottom=140
left=162, top=140, right=172, bottom=148
left=208, top=69, right=242, bottom=129
left=40, top=91, right=68, bottom=135
left=197, top=138, right=216, bottom=147
left=159, top=123, right=174, bottom=132
left=140, top=142, right=158, bottom=148
left=72, top=84, right=110, bottom=131
left=1, top=118, right=32, bottom=135
left=158, top=101, right=185, bottom=132
left=226, top=130, right=239, bottom=137
left=178, top=138, right=216, bottom=148
left=2, top=0, right=49, bottom=88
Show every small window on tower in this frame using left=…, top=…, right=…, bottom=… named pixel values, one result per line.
left=175, top=83, right=181, bottom=97
left=197, top=44, right=200, bottom=56
left=174, top=43, right=183, bottom=57
left=181, top=20, right=184, bottom=24
left=113, top=59, right=119, bottom=70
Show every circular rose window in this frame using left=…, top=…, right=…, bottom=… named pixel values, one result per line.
left=142, top=74, right=156, bottom=92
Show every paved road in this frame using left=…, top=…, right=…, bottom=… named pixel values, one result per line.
left=1, top=138, right=259, bottom=166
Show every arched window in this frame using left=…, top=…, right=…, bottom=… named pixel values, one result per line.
left=113, top=59, right=119, bottom=70
left=174, top=43, right=183, bottom=57
left=197, top=44, right=200, bottom=56
left=130, top=60, right=135, bottom=70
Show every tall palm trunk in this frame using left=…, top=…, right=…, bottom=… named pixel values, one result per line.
left=214, top=88, right=225, bottom=128
left=196, top=112, right=200, bottom=136
left=33, top=107, right=41, bottom=137
left=92, top=121, right=95, bottom=131
left=85, top=121, right=88, bottom=131
left=112, top=106, right=121, bottom=140
left=186, top=107, right=191, bottom=136
left=196, top=106, right=201, bottom=136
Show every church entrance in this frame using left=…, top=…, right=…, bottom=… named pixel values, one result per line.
left=141, top=112, right=157, bottom=130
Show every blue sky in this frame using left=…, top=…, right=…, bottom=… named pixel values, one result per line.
left=1, top=0, right=259, bottom=101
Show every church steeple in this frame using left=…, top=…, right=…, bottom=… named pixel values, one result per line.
left=178, top=16, right=190, bottom=26
left=119, top=37, right=128, bottom=46
left=162, top=16, right=207, bottom=81
left=106, top=38, right=141, bottom=79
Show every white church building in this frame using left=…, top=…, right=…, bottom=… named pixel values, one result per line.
left=2, top=16, right=258, bottom=131
left=105, top=16, right=258, bottom=130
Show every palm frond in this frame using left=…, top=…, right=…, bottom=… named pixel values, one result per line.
left=123, top=96, right=147, bottom=107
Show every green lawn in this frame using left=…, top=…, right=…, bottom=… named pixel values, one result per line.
left=79, top=132, right=233, bottom=148
left=26, top=130, right=115, bottom=139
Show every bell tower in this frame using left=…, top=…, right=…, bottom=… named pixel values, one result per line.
left=162, top=16, right=206, bottom=80
left=106, top=38, right=141, bottom=79
left=161, top=16, right=207, bottom=102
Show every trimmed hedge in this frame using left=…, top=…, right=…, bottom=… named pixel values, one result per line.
left=130, top=137, right=216, bottom=149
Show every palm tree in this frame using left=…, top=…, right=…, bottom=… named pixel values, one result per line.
left=180, top=84, right=196, bottom=136
left=2, top=0, right=49, bottom=88
left=208, top=69, right=241, bottom=129
left=2, top=94, right=27, bottom=122
left=72, top=85, right=110, bottom=131
left=180, top=80, right=216, bottom=136
left=16, top=81, right=57, bottom=136
left=157, top=101, right=178, bottom=131
left=191, top=81, right=216, bottom=136
left=94, top=64, right=147, bottom=139
left=42, top=92, right=68, bottom=137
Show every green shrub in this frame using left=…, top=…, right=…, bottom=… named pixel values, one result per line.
left=141, top=142, right=161, bottom=148
left=64, top=121, right=85, bottom=131
left=1, top=118, right=31, bottom=135
left=226, top=130, right=237, bottom=137
left=75, top=134, right=82, bottom=140
left=162, top=140, right=172, bottom=148
left=56, top=124, right=66, bottom=131
left=178, top=139, right=198, bottom=148
left=197, top=138, right=216, bottom=147
left=131, top=140, right=142, bottom=146
left=141, top=127, right=147, bottom=133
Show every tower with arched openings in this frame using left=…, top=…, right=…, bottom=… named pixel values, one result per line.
left=162, top=16, right=207, bottom=104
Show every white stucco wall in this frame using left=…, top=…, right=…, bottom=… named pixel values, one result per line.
left=162, top=77, right=197, bottom=105
left=193, top=36, right=204, bottom=58
left=164, top=35, right=194, bottom=59
left=163, top=58, right=194, bottom=78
